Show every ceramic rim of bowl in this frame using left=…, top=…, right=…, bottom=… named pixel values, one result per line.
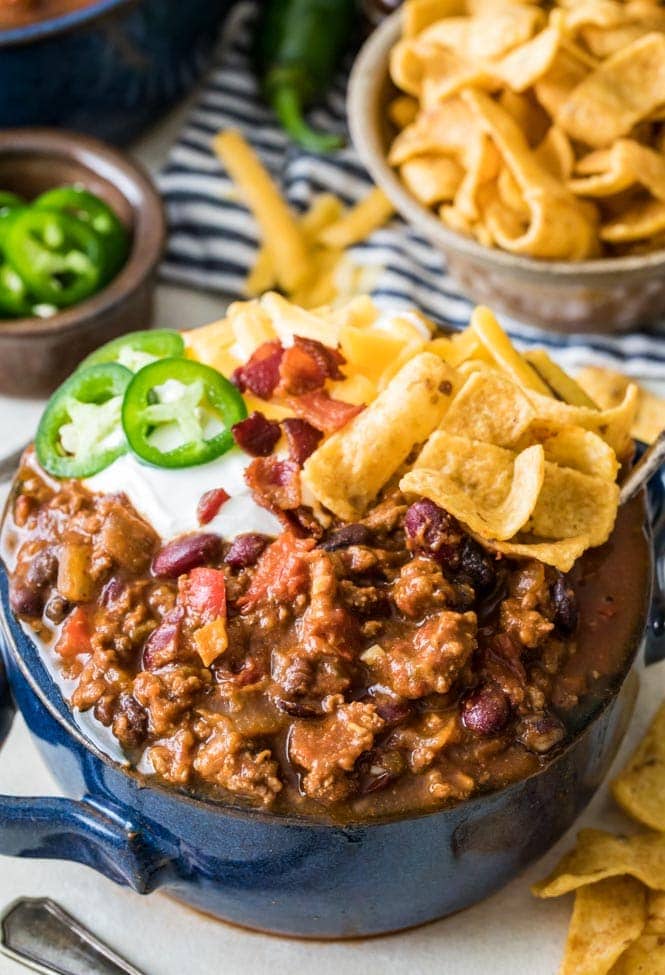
left=0, top=127, right=165, bottom=338
left=0, top=0, right=136, bottom=48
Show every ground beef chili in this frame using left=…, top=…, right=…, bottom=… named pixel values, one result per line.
left=3, top=448, right=650, bottom=822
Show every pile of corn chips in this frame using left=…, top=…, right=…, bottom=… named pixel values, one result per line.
left=187, top=294, right=639, bottom=572
left=534, top=700, right=665, bottom=974
left=389, top=0, right=665, bottom=258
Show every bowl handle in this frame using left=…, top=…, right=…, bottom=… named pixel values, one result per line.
left=0, top=657, right=175, bottom=893
left=646, top=461, right=665, bottom=666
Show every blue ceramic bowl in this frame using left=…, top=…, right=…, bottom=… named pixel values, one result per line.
left=0, top=479, right=663, bottom=938
left=0, top=0, right=235, bottom=145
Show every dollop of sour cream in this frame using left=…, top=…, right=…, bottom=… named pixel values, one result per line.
left=85, top=447, right=282, bottom=542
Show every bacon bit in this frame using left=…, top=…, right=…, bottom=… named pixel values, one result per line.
left=55, top=607, right=91, bottom=659
left=197, top=488, right=230, bottom=525
left=287, top=390, right=364, bottom=434
left=282, top=417, right=323, bottom=466
left=278, top=344, right=325, bottom=395
left=237, top=532, right=315, bottom=612
left=231, top=340, right=284, bottom=399
left=194, top=617, right=229, bottom=668
left=232, top=411, right=281, bottom=457
left=296, top=336, right=346, bottom=380
left=278, top=336, right=346, bottom=396
left=245, top=457, right=301, bottom=514
left=178, top=567, right=226, bottom=625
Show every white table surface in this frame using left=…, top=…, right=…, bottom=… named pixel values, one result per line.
left=0, top=100, right=664, bottom=975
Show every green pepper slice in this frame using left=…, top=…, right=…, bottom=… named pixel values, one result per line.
left=79, top=329, right=186, bottom=373
left=0, top=262, right=34, bottom=317
left=122, top=358, right=247, bottom=468
left=5, top=209, right=103, bottom=308
left=0, top=205, right=27, bottom=253
left=0, top=192, right=24, bottom=212
left=36, top=363, right=132, bottom=478
left=34, top=187, right=130, bottom=282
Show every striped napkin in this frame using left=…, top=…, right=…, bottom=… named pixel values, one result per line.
left=159, top=1, right=665, bottom=381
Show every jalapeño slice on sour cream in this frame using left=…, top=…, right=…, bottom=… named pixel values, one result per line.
left=79, top=329, right=185, bottom=374
left=36, top=363, right=131, bottom=478
left=121, top=358, right=248, bottom=469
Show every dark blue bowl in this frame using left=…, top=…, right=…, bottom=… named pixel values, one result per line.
left=0, top=481, right=663, bottom=938
left=0, top=0, right=235, bottom=145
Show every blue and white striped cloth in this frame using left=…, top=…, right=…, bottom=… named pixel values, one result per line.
left=159, top=1, right=665, bottom=381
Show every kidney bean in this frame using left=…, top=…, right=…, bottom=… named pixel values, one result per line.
left=112, top=693, right=148, bottom=750
left=224, top=533, right=270, bottom=569
left=357, top=749, right=406, bottom=795
left=462, top=683, right=511, bottom=736
left=321, top=524, right=372, bottom=550
left=9, top=582, right=45, bottom=619
left=215, top=656, right=265, bottom=687
left=404, top=499, right=462, bottom=565
left=142, top=613, right=182, bottom=670
left=372, top=697, right=413, bottom=728
left=274, top=698, right=321, bottom=718
left=516, top=712, right=566, bottom=754
left=458, top=537, right=495, bottom=592
left=44, top=594, right=71, bottom=624
left=551, top=575, right=578, bottom=634
left=101, top=577, right=125, bottom=607
left=151, top=533, right=221, bottom=579
left=25, top=549, right=58, bottom=591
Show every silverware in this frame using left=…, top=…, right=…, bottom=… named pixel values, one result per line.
left=0, top=898, right=147, bottom=975
left=620, top=430, right=665, bottom=506
left=0, top=444, right=28, bottom=485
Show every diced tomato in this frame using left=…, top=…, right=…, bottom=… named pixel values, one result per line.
left=286, top=390, right=364, bottom=434
left=197, top=488, right=230, bottom=526
left=55, top=607, right=91, bottom=659
left=179, top=567, right=226, bottom=625
left=237, top=532, right=314, bottom=613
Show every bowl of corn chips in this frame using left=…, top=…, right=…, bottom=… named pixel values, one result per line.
left=349, top=0, right=665, bottom=333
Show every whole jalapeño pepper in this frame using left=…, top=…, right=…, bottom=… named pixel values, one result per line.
left=257, top=0, right=356, bottom=153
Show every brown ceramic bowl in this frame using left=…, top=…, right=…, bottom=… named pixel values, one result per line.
left=348, top=10, right=665, bottom=335
left=0, top=128, right=165, bottom=397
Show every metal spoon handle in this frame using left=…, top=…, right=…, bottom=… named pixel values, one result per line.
left=0, top=898, right=147, bottom=975
left=0, top=443, right=28, bottom=484
left=620, top=430, right=665, bottom=506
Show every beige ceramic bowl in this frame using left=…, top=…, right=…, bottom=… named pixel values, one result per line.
left=348, top=9, right=665, bottom=335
